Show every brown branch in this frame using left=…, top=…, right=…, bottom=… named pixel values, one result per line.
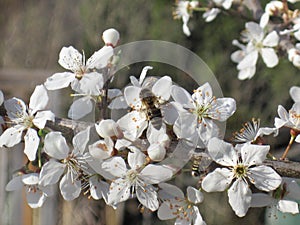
left=1, top=104, right=300, bottom=178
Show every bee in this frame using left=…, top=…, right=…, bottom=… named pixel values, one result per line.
left=191, top=154, right=202, bottom=177
left=190, top=150, right=212, bottom=177
left=139, top=77, right=164, bottom=130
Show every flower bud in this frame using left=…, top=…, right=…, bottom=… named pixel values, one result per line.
left=102, top=28, right=120, bottom=47
left=95, top=119, right=123, bottom=139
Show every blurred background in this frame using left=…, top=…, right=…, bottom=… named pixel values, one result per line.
left=0, top=0, right=300, bottom=225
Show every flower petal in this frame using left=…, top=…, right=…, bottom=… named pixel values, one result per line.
left=24, top=128, right=39, bottom=161
left=124, top=86, right=142, bottom=109
left=171, top=85, right=194, bottom=108
left=237, top=50, right=258, bottom=70
left=128, top=148, right=147, bottom=170
left=59, top=173, right=81, bottom=201
left=44, top=132, right=69, bottom=160
left=39, top=160, right=66, bottom=186
left=290, top=86, right=300, bottom=103
left=26, top=189, right=47, bottom=208
left=6, top=176, right=23, bottom=191
left=187, top=186, right=204, bottom=204
left=249, top=165, right=282, bottom=191
left=201, top=168, right=233, bottom=192
left=207, top=138, right=238, bottom=167
left=152, top=76, right=172, bottom=101
left=44, top=72, right=75, bottom=90
left=263, top=31, right=279, bottom=47
left=89, top=138, right=114, bottom=160
left=68, top=96, right=94, bottom=120
left=0, top=125, right=24, bottom=147
left=4, top=97, right=27, bottom=120
left=107, top=178, right=131, bottom=205
left=158, top=183, right=184, bottom=200
left=141, top=165, right=173, bottom=184
left=241, top=144, right=270, bottom=166
left=58, top=46, right=82, bottom=71
left=261, top=48, right=278, bottom=68
left=86, top=46, right=113, bottom=70
left=33, top=110, right=55, bottom=129
left=136, top=185, right=159, bottom=211
left=72, top=126, right=90, bottom=154
left=228, top=179, right=252, bottom=217
left=29, top=85, right=49, bottom=114
left=101, top=157, right=127, bottom=178
left=278, top=200, right=299, bottom=214
left=157, top=202, right=176, bottom=220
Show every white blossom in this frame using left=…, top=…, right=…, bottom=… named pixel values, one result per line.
left=39, top=128, right=90, bottom=201
left=203, top=8, right=221, bottom=22
left=251, top=178, right=300, bottom=214
left=288, top=44, right=300, bottom=68
left=171, top=82, right=236, bottom=147
left=201, top=138, right=282, bottom=217
left=102, top=149, right=173, bottom=210
left=232, top=22, right=279, bottom=79
left=6, top=173, right=53, bottom=208
left=0, top=85, right=55, bottom=161
left=44, top=45, right=113, bottom=93
left=173, top=0, right=199, bottom=36
left=275, top=103, right=300, bottom=142
left=158, top=183, right=206, bottom=225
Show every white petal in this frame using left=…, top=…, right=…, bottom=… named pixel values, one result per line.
left=171, top=85, right=194, bottom=108
left=117, top=111, right=147, bottom=139
left=59, top=173, right=81, bottom=201
left=72, top=126, right=90, bottom=154
left=259, top=13, right=269, bottom=28
left=261, top=48, right=279, bottom=68
left=33, top=110, right=55, bottom=129
left=141, top=165, right=173, bottom=184
left=101, top=157, right=127, bottom=178
left=228, top=179, right=252, bottom=217
left=0, top=125, right=24, bottom=147
left=278, top=200, right=299, bottom=214
left=192, top=82, right=213, bottom=106
left=249, top=165, right=282, bottom=191
left=89, top=139, right=114, bottom=160
left=4, top=97, right=27, bottom=120
left=107, top=178, right=131, bottom=205
left=274, top=105, right=289, bottom=128
left=237, top=50, right=258, bottom=70
left=157, top=202, right=176, bottom=220
left=22, top=173, right=41, bottom=186
left=29, top=85, right=49, bottom=114
left=212, top=98, right=236, bottom=121
left=128, top=148, right=147, bottom=170
left=44, top=72, right=75, bottom=90
left=158, top=183, right=184, bottom=200
left=75, top=72, right=103, bottom=95
left=290, top=86, right=300, bottom=102
left=26, top=189, right=47, bottom=208
left=187, top=186, right=203, bottom=204
left=86, top=46, right=113, bottom=70
left=136, top=185, right=159, bottom=211
left=207, top=138, right=238, bottom=166
left=68, top=96, right=94, bottom=120
left=203, top=8, right=220, bottom=22
left=44, top=132, right=69, bottom=159
left=6, top=176, right=23, bottom=191
left=173, top=110, right=197, bottom=140
left=237, top=67, right=256, bottom=80
left=245, top=22, right=264, bottom=42
left=231, top=50, right=245, bottom=63
left=183, top=23, right=191, bottom=36
left=58, top=46, right=82, bottom=71
left=241, top=144, right=269, bottom=166
left=124, top=86, right=142, bottom=109
left=161, top=102, right=179, bottom=125
left=95, top=119, right=123, bottom=139
left=201, top=168, right=233, bottom=192
left=24, top=128, right=39, bottom=161
left=147, top=143, right=166, bottom=161
left=39, top=160, right=65, bottom=186
left=251, top=193, right=273, bottom=207
left=193, top=206, right=207, bottom=225
left=139, top=66, right=153, bottom=85
left=89, top=176, right=109, bottom=200
left=152, top=76, right=172, bottom=101
left=263, top=31, right=279, bottom=47
left=0, top=90, right=3, bottom=105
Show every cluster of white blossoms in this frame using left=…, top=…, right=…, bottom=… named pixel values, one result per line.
left=1, top=26, right=300, bottom=225
left=174, top=0, right=300, bottom=79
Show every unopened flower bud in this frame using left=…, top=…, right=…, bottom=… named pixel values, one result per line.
left=95, top=119, right=123, bottom=139
left=102, top=28, right=120, bottom=47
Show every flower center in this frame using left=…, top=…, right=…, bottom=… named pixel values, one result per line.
left=22, top=115, right=34, bottom=128
left=289, top=110, right=300, bottom=128
left=233, top=164, right=247, bottom=178
left=126, top=169, right=138, bottom=183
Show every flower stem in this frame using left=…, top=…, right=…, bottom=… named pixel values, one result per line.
left=280, top=130, right=296, bottom=160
